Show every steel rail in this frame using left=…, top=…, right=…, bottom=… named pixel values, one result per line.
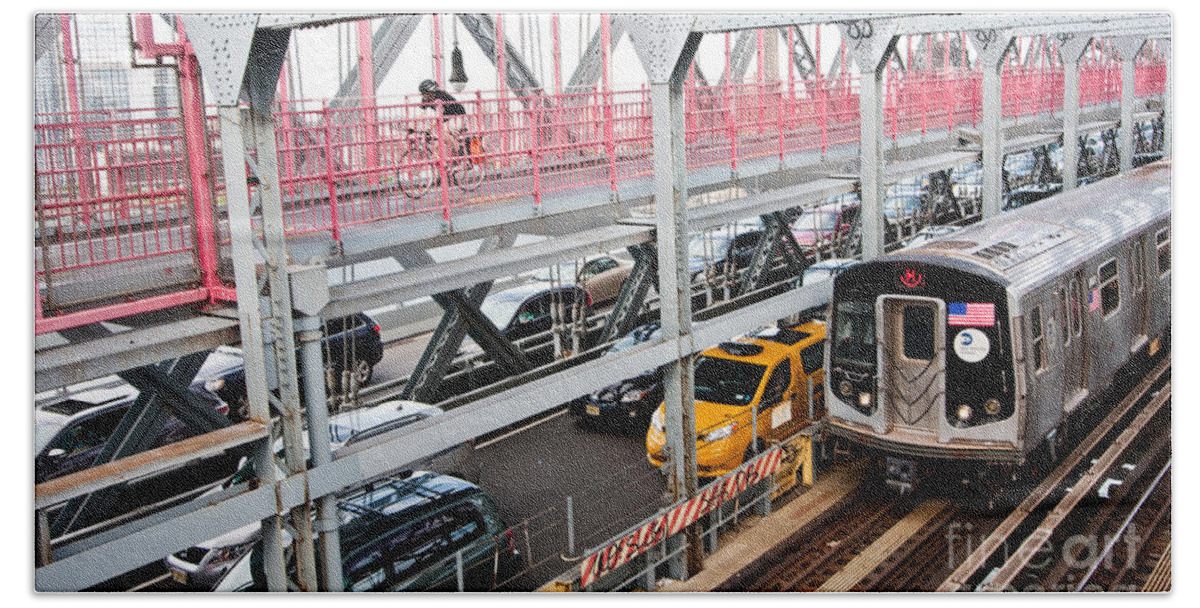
left=936, top=356, right=1170, bottom=591
left=981, top=384, right=1170, bottom=591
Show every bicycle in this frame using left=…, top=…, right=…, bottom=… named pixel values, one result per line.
left=397, top=128, right=487, bottom=199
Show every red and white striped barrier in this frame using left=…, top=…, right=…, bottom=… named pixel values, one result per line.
left=579, top=447, right=784, bottom=588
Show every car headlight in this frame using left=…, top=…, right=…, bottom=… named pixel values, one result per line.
left=858, top=392, right=873, bottom=408
left=620, top=387, right=651, bottom=403
left=957, top=404, right=973, bottom=422
left=204, top=378, right=225, bottom=393
left=700, top=422, right=737, bottom=443
left=651, top=409, right=665, bottom=432
left=984, top=398, right=1001, bottom=416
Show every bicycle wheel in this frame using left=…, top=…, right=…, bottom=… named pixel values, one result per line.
left=452, top=136, right=486, bottom=193
left=452, top=158, right=486, bottom=193
left=397, top=147, right=436, bottom=199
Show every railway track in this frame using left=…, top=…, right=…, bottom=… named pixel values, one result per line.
left=938, top=356, right=1171, bottom=592
left=723, top=355, right=1170, bottom=594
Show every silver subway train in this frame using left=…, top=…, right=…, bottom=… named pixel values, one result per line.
left=825, top=160, right=1171, bottom=492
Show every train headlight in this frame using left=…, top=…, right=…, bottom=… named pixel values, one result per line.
left=957, top=404, right=973, bottom=422
left=858, top=392, right=873, bottom=408
left=984, top=398, right=1002, bottom=416
left=840, top=381, right=854, bottom=397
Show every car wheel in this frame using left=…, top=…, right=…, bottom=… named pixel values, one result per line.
left=352, top=359, right=374, bottom=387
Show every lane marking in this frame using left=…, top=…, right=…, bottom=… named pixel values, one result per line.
left=127, top=573, right=170, bottom=592
left=475, top=409, right=569, bottom=450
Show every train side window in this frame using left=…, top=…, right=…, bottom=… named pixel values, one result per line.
left=1070, top=278, right=1083, bottom=337
left=901, top=304, right=935, bottom=361
left=1029, top=306, right=1046, bottom=371
left=1155, top=228, right=1170, bottom=275
left=1099, top=259, right=1120, bottom=317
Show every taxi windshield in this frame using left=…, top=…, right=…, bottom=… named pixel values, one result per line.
left=693, top=356, right=766, bottom=406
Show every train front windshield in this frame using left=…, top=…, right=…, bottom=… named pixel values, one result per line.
left=832, top=301, right=876, bottom=366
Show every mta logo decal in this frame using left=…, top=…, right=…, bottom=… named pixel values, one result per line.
left=899, top=268, right=925, bottom=289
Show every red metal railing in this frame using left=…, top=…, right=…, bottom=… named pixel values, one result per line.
left=35, top=58, right=1167, bottom=333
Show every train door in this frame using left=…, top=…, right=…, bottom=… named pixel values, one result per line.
left=1064, top=272, right=1088, bottom=407
left=879, top=296, right=946, bottom=436
left=1129, top=236, right=1150, bottom=349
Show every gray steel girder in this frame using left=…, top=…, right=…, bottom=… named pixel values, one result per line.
left=441, top=290, right=532, bottom=375
left=598, top=242, right=658, bottom=344
left=50, top=351, right=228, bottom=536
left=457, top=13, right=543, bottom=93
left=401, top=282, right=493, bottom=403
left=330, top=15, right=424, bottom=109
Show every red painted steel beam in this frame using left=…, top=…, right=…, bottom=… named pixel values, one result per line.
left=35, top=288, right=212, bottom=335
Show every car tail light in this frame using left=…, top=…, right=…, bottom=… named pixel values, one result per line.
left=585, top=292, right=593, bottom=307
left=505, top=529, right=516, bottom=555
left=372, top=323, right=380, bottom=334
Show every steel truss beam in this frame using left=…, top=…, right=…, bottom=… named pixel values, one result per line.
left=597, top=242, right=658, bottom=344
left=330, top=15, right=424, bottom=109
left=457, top=13, right=543, bottom=93
left=33, top=273, right=834, bottom=591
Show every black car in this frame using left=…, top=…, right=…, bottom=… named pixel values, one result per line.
left=477, top=283, right=590, bottom=344
left=569, top=323, right=663, bottom=433
left=197, top=312, right=385, bottom=420
left=34, top=375, right=242, bottom=532
left=687, top=223, right=765, bottom=283
left=229, top=471, right=518, bottom=592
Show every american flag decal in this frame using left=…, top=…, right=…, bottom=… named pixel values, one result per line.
left=1088, top=287, right=1101, bottom=312
left=947, top=302, right=995, bottom=327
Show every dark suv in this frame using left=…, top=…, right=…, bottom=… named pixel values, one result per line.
left=224, top=471, right=517, bottom=592
left=196, top=312, right=385, bottom=420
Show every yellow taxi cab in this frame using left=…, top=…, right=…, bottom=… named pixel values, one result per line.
left=646, top=319, right=826, bottom=478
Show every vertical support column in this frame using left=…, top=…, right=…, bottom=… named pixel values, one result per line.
left=626, top=18, right=704, bottom=575
left=250, top=108, right=320, bottom=592
left=432, top=14, right=444, bottom=88
left=358, top=20, right=379, bottom=185
left=1059, top=35, right=1090, bottom=192
left=217, top=105, right=287, bottom=592
left=291, top=265, right=341, bottom=591
left=1113, top=37, right=1145, bottom=174
left=1161, top=39, right=1171, bottom=156
left=971, top=29, right=1015, bottom=220
left=840, top=19, right=898, bottom=262
left=552, top=14, right=563, bottom=96
left=173, top=33, right=224, bottom=299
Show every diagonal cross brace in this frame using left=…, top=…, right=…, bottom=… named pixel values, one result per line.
left=598, top=242, right=659, bottom=344
left=440, top=290, right=532, bottom=376
left=400, top=281, right=492, bottom=403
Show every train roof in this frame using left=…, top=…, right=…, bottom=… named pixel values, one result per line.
left=883, top=160, right=1170, bottom=295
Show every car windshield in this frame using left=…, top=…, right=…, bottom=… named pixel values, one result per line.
left=692, top=356, right=767, bottom=406
left=480, top=295, right=523, bottom=329
left=607, top=327, right=659, bottom=355
left=794, top=211, right=839, bottom=231
left=689, top=233, right=731, bottom=259
left=531, top=262, right=581, bottom=282
left=832, top=301, right=876, bottom=366
left=34, top=417, right=67, bottom=455
left=802, top=267, right=834, bottom=285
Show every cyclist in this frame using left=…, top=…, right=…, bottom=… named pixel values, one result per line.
left=418, top=79, right=468, bottom=147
